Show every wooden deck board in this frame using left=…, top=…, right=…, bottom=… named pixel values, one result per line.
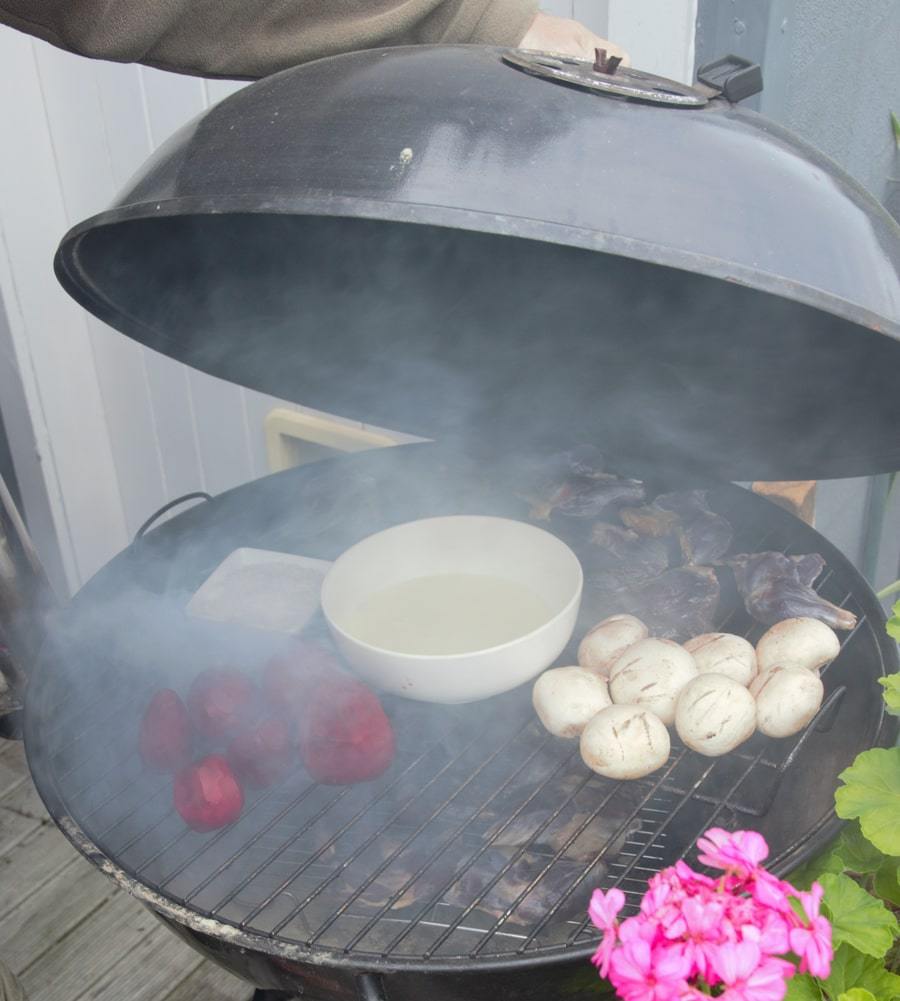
left=74, top=921, right=205, bottom=1001
left=162, top=960, right=255, bottom=1001
left=0, top=857, right=115, bottom=975
left=0, top=740, right=256, bottom=1000
left=0, top=823, right=82, bottom=919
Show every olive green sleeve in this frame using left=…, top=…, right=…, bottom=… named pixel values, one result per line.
left=0, top=0, right=539, bottom=78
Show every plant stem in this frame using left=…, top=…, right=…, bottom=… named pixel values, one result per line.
left=876, top=579, right=900, bottom=601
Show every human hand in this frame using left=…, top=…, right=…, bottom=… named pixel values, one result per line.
left=518, top=11, right=630, bottom=66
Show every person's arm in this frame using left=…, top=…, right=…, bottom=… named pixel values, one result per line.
left=0, top=0, right=626, bottom=79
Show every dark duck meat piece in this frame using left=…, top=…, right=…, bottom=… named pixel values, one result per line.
left=619, top=566, right=721, bottom=640
left=585, top=523, right=671, bottom=592
left=654, top=490, right=734, bottom=565
left=620, top=490, right=733, bottom=565
left=529, top=473, right=645, bottom=522
left=724, top=552, right=857, bottom=630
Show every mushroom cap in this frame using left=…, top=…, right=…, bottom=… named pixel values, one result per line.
left=756, top=617, right=840, bottom=674
left=675, top=673, right=756, bottom=756
left=683, top=632, right=757, bottom=686
left=577, top=614, right=649, bottom=678
left=754, top=667, right=825, bottom=738
left=580, top=704, right=670, bottom=780
left=608, top=639, right=698, bottom=724
left=532, top=666, right=612, bottom=738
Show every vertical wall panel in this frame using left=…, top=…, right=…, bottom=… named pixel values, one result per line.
left=33, top=48, right=172, bottom=540
left=573, top=1, right=609, bottom=35
left=0, top=34, right=130, bottom=590
left=608, top=0, right=697, bottom=82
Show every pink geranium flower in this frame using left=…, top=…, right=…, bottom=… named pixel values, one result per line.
left=697, top=829, right=769, bottom=875
left=589, top=888, right=626, bottom=977
left=590, top=887, right=626, bottom=930
left=589, top=828, right=830, bottom=1001
left=664, top=895, right=724, bottom=980
left=608, top=937, right=692, bottom=1001
left=789, top=883, right=832, bottom=979
left=710, top=941, right=793, bottom=1001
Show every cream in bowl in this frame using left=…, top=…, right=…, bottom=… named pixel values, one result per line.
left=321, top=516, right=583, bottom=703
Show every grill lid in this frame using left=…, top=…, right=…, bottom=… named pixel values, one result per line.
left=54, top=45, right=900, bottom=481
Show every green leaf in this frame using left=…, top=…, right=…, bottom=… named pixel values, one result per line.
left=820, top=872, right=899, bottom=957
left=825, top=944, right=900, bottom=1000
left=785, top=973, right=823, bottom=1001
left=838, top=822, right=888, bottom=874
left=893, top=111, right=900, bottom=149
left=838, top=990, right=877, bottom=1001
left=836, top=748, right=900, bottom=856
left=791, top=841, right=848, bottom=888
left=880, top=675, right=900, bottom=717
left=790, top=823, right=885, bottom=888
left=890, top=619, right=900, bottom=642
left=875, top=862, right=900, bottom=908
left=888, top=599, right=900, bottom=641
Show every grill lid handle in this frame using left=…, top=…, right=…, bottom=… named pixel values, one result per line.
left=696, top=54, right=763, bottom=103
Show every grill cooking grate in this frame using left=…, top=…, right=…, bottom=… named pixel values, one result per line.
left=28, top=466, right=893, bottom=966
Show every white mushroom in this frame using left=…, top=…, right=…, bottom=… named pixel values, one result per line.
left=749, top=665, right=788, bottom=698
left=608, top=638, right=698, bottom=725
left=684, top=633, right=757, bottom=687
left=675, top=674, right=756, bottom=756
left=756, top=617, right=840, bottom=675
left=532, top=666, right=612, bottom=739
left=754, top=668, right=824, bottom=738
left=580, top=704, right=671, bottom=780
left=577, top=614, right=649, bottom=679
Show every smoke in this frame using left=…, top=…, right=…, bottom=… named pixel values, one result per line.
left=42, top=142, right=900, bottom=962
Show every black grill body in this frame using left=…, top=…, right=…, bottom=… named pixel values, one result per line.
left=24, top=444, right=898, bottom=998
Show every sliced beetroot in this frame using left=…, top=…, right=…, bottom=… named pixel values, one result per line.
left=227, top=717, right=293, bottom=787
left=298, top=676, right=395, bottom=785
left=187, top=668, right=258, bottom=740
left=173, top=754, right=244, bottom=832
left=139, top=689, right=191, bottom=771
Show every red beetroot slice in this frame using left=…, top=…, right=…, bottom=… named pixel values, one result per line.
left=187, top=668, right=258, bottom=740
left=298, top=678, right=395, bottom=785
left=139, top=689, right=191, bottom=771
left=227, top=718, right=293, bottom=787
left=173, top=755, right=244, bottom=832
left=262, top=642, right=340, bottom=715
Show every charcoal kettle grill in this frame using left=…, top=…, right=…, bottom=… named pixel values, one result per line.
left=7, top=44, right=900, bottom=1000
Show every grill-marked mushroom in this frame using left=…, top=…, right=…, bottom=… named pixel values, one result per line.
left=577, top=614, right=648, bottom=679
left=532, top=666, right=612, bottom=738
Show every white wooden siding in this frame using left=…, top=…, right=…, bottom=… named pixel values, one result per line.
left=0, top=4, right=698, bottom=595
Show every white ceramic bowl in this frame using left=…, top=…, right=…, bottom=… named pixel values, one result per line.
left=321, top=516, right=583, bottom=703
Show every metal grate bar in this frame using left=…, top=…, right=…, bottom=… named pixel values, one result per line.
left=355, top=739, right=586, bottom=956
left=160, top=763, right=316, bottom=889
left=219, top=784, right=353, bottom=920
left=135, top=778, right=301, bottom=877
left=192, top=737, right=452, bottom=909
left=56, top=687, right=148, bottom=785
left=283, top=726, right=541, bottom=941
left=562, top=741, right=774, bottom=948
left=96, top=778, right=172, bottom=842
left=422, top=770, right=626, bottom=957
left=238, top=726, right=496, bottom=929
left=500, top=753, right=697, bottom=953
